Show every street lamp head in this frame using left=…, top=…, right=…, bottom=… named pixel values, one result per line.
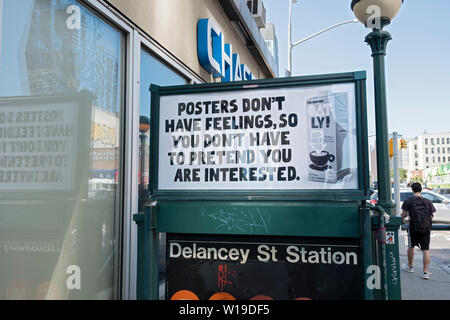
left=139, top=115, right=150, bottom=133
left=351, top=0, right=403, bottom=29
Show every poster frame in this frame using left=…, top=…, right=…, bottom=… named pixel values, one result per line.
left=149, top=71, right=369, bottom=201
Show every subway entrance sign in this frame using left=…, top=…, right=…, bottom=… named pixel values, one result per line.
left=134, top=72, right=403, bottom=300
left=167, top=234, right=361, bottom=300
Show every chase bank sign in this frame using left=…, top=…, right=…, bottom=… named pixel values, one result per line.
left=198, top=18, right=254, bottom=82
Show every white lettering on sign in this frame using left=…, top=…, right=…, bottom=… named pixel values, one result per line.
left=169, top=242, right=358, bottom=265
left=170, top=242, right=251, bottom=264
left=285, top=245, right=357, bottom=265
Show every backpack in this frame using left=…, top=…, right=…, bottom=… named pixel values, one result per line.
left=409, top=197, right=432, bottom=233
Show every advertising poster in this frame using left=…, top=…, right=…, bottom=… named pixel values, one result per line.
left=157, top=83, right=359, bottom=191
left=166, top=234, right=362, bottom=300
left=0, top=100, right=79, bottom=191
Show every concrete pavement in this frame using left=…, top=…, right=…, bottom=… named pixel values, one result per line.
left=398, top=230, right=450, bottom=300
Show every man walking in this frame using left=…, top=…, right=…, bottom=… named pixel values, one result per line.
left=401, top=182, right=435, bottom=279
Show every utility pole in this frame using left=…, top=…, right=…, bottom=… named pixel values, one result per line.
left=393, top=132, right=400, bottom=216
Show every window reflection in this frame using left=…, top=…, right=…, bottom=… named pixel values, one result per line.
left=0, top=0, right=124, bottom=299
left=138, top=49, right=186, bottom=211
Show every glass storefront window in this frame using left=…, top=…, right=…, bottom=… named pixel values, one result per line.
left=138, top=49, right=187, bottom=299
left=0, top=0, right=124, bottom=299
left=138, top=49, right=186, bottom=211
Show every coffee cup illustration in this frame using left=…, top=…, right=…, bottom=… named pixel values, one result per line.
left=309, top=151, right=335, bottom=169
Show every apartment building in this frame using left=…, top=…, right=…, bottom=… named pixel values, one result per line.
left=407, top=132, right=450, bottom=172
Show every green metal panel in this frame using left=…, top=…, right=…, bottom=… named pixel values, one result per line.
left=360, top=207, right=374, bottom=300
left=384, top=225, right=402, bottom=300
left=157, top=201, right=362, bottom=238
left=151, top=71, right=367, bottom=95
left=133, top=211, right=150, bottom=300
left=371, top=215, right=403, bottom=300
left=133, top=207, right=160, bottom=300
left=356, top=78, right=370, bottom=198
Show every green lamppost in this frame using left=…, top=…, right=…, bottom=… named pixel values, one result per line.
left=352, top=0, right=404, bottom=300
left=139, top=115, right=151, bottom=212
left=351, top=0, right=403, bottom=213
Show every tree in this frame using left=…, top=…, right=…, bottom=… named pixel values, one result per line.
left=399, top=169, right=408, bottom=183
left=410, top=175, right=424, bottom=185
left=390, top=168, right=408, bottom=183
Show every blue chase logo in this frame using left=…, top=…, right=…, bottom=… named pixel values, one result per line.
left=198, top=18, right=253, bottom=82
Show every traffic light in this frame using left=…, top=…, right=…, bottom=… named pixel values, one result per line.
left=389, top=138, right=393, bottom=158
left=400, top=139, right=407, bottom=149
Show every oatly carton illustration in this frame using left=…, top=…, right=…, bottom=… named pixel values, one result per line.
left=307, top=91, right=349, bottom=184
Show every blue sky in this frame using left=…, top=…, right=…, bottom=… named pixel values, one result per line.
left=264, top=0, right=450, bottom=139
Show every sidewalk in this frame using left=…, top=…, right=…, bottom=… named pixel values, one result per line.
left=398, top=231, right=450, bottom=300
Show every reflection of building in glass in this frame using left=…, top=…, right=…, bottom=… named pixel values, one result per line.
left=23, top=0, right=122, bottom=199
left=88, top=108, right=120, bottom=199
left=24, top=0, right=121, bottom=113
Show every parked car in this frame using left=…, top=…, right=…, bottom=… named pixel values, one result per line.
left=436, top=188, right=450, bottom=197
left=369, top=188, right=450, bottom=224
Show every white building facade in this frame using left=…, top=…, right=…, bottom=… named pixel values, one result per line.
left=406, top=132, right=450, bottom=184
